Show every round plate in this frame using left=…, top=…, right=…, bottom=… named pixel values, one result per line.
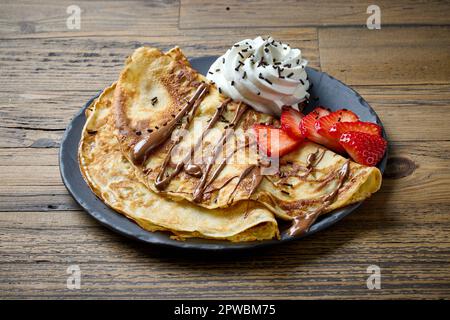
left=59, top=56, right=387, bottom=251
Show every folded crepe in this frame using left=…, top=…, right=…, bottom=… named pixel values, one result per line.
left=112, top=47, right=382, bottom=236
left=78, top=82, right=279, bottom=241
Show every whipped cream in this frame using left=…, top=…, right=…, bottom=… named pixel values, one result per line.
left=207, top=36, right=310, bottom=116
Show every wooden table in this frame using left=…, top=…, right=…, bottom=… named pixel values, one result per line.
left=1, top=0, right=449, bottom=299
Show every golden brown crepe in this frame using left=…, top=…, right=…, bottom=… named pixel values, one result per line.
left=78, top=83, right=279, bottom=242
left=113, top=47, right=271, bottom=208
left=111, top=46, right=382, bottom=236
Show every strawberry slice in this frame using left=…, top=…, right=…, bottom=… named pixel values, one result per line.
left=339, top=131, right=387, bottom=166
left=252, top=124, right=302, bottom=157
left=314, top=109, right=359, bottom=153
left=312, top=106, right=331, bottom=118
left=329, top=121, right=382, bottom=139
left=315, top=109, right=359, bottom=135
left=280, top=106, right=304, bottom=140
left=299, top=107, right=331, bottom=146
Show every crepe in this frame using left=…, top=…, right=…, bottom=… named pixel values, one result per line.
left=78, top=83, right=279, bottom=241
left=113, top=47, right=271, bottom=208
left=112, top=46, right=382, bottom=236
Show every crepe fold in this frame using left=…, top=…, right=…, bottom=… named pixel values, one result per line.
left=79, top=84, right=280, bottom=241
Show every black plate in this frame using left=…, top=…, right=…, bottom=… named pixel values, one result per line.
left=59, top=56, right=387, bottom=251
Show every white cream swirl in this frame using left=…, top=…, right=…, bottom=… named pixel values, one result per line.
left=207, top=36, right=310, bottom=116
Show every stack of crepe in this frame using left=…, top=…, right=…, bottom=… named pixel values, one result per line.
left=78, top=47, right=382, bottom=242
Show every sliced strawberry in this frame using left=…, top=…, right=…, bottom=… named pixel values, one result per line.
left=314, top=109, right=359, bottom=153
left=280, top=106, right=304, bottom=140
left=314, top=106, right=332, bottom=118
left=299, top=107, right=331, bottom=146
left=329, top=121, right=382, bottom=139
left=339, top=131, right=387, bottom=166
left=315, top=109, right=359, bottom=135
left=252, top=124, right=302, bottom=157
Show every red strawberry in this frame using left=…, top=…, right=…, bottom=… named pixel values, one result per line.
left=329, top=121, right=382, bottom=139
left=252, top=124, right=302, bottom=157
left=314, top=109, right=359, bottom=153
left=315, top=109, right=359, bottom=135
left=280, top=106, right=304, bottom=140
left=300, top=107, right=331, bottom=146
left=339, top=131, right=387, bottom=166
left=313, top=106, right=332, bottom=118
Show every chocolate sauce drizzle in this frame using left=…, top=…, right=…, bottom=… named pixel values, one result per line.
left=132, top=83, right=209, bottom=165
left=303, top=149, right=325, bottom=177
left=288, top=160, right=350, bottom=237
left=155, top=97, right=232, bottom=191
left=226, top=164, right=262, bottom=205
left=192, top=102, right=248, bottom=202
left=134, top=82, right=251, bottom=204
left=202, top=141, right=257, bottom=194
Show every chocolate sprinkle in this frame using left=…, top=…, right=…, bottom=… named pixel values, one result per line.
left=287, top=72, right=294, bottom=78
left=219, top=115, right=229, bottom=123
left=257, top=57, right=265, bottom=67
left=277, top=68, right=282, bottom=78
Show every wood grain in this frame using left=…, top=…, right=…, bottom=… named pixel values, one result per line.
left=319, top=27, right=450, bottom=85
left=0, top=207, right=448, bottom=299
left=0, top=0, right=179, bottom=38
left=0, top=28, right=319, bottom=92
left=180, top=0, right=450, bottom=29
left=0, top=0, right=449, bottom=300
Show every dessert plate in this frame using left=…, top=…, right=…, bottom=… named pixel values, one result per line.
left=59, top=56, right=388, bottom=251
